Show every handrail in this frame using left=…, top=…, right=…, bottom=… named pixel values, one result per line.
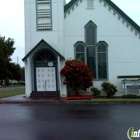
left=44, top=80, right=47, bottom=98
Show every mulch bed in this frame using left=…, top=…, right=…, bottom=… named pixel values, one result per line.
left=60, top=95, right=122, bottom=100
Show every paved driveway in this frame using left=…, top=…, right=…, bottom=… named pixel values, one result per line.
left=0, top=104, right=139, bottom=140
left=0, top=86, right=25, bottom=91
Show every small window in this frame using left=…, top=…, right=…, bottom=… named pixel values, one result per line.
left=76, top=44, right=85, bottom=62
left=74, top=42, right=87, bottom=63
left=87, top=0, right=94, bottom=8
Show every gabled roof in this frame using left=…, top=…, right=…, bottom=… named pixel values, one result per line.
left=64, top=0, right=140, bottom=33
left=104, top=0, right=140, bottom=32
left=22, top=39, right=65, bottom=61
left=64, top=0, right=77, bottom=12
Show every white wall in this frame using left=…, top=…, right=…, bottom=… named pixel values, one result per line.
left=64, top=0, right=140, bottom=93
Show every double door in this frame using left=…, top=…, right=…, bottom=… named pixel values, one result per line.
left=36, top=67, right=56, bottom=91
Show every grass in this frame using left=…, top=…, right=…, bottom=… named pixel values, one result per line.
left=0, top=89, right=25, bottom=98
left=9, top=84, right=25, bottom=87
left=91, top=98, right=140, bottom=102
left=1, top=84, right=25, bottom=88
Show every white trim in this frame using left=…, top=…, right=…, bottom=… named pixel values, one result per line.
left=100, top=0, right=140, bottom=39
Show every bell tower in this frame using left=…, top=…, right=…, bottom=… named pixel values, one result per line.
left=24, top=0, right=67, bottom=97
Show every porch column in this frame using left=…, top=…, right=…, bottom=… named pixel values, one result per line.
left=58, top=57, right=67, bottom=97
left=25, top=58, right=32, bottom=97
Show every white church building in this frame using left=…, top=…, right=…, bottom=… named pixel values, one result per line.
left=23, top=0, right=140, bottom=98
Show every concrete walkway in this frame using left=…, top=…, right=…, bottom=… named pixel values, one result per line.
left=0, top=86, right=25, bottom=91
left=0, top=94, right=29, bottom=101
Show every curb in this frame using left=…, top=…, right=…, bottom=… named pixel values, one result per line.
left=0, top=100, right=140, bottom=104
left=0, top=100, right=92, bottom=104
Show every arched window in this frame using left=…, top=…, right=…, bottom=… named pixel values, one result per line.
left=96, top=41, right=108, bottom=79
left=85, top=22, right=96, bottom=45
left=35, top=50, right=55, bottom=62
left=85, top=21, right=97, bottom=78
left=74, top=41, right=87, bottom=63
left=85, top=21, right=108, bottom=80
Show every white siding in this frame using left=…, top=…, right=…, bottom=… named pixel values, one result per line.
left=64, top=0, right=140, bottom=92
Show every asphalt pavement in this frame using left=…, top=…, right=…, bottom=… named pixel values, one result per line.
left=0, top=86, right=25, bottom=91
left=0, top=88, right=140, bottom=140
left=0, top=104, right=139, bottom=140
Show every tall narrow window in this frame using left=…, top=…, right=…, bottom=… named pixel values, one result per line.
left=85, top=21, right=97, bottom=78
left=74, top=41, right=86, bottom=63
left=96, top=41, right=108, bottom=79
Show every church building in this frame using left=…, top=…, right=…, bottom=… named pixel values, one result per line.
left=23, top=0, right=140, bottom=97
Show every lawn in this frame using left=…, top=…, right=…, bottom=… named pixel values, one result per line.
left=0, top=89, right=25, bottom=98
left=91, top=98, right=140, bottom=102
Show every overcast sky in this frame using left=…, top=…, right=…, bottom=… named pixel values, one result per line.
left=0, top=0, right=140, bottom=67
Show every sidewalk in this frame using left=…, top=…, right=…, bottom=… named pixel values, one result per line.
left=0, top=93, right=140, bottom=104
left=0, top=94, right=92, bottom=104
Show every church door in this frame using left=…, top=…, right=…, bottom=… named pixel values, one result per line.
left=34, top=50, right=57, bottom=92
left=36, top=67, right=56, bottom=91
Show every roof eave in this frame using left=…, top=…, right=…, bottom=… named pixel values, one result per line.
left=22, top=39, right=65, bottom=61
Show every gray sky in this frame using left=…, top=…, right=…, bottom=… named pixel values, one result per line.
left=0, top=0, right=140, bottom=67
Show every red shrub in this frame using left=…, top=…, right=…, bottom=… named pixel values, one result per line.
left=60, top=60, right=93, bottom=95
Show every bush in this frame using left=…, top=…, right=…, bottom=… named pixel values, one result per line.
left=121, top=94, right=140, bottom=99
left=91, top=86, right=101, bottom=96
left=101, top=81, right=117, bottom=97
left=60, top=59, right=93, bottom=95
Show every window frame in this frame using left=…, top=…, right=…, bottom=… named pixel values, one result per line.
left=95, top=41, right=108, bottom=80
left=74, top=41, right=87, bottom=63
left=85, top=20, right=97, bottom=79
left=85, top=21, right=108, bottom=80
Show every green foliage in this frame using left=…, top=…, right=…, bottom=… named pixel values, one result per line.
left=121, top=94, right=140, bottom=99
left=21, top=67, right=25, bottom=81
left=5, top=78, right=10, bottom=86
left=60, top=59, right=93, bottom=95
left=91, top=86, right=101, bottom=96
left=0, top=35, right=15, bottom=80
left=0, top=36, right=24, bottom=82
left=0, top=81, right=2, bottom=85
left=101, top=81, right=117, bottom=97
left=8, top=63, right=23, bottom=81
